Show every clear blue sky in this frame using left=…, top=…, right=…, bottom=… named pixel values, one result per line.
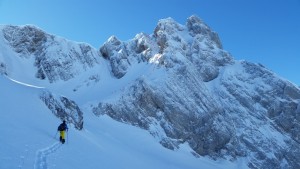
left=0, top=0, right=299, bottom=85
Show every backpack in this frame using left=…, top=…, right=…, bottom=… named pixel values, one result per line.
left=58, top=123, right=66, bottom=131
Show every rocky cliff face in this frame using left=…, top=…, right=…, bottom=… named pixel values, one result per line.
left=94, top=16, right=300, bottom=169
left=1, top=15, right=300, bottom=169
left=2, top=25, right=100, bottom=83
left=40, top=91, right=84, bottom=130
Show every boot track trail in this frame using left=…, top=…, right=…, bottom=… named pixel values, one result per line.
left=34, top=142, right=61, bottom=169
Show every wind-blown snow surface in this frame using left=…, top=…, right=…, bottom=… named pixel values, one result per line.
left=0, top=76, right=247, bottom=169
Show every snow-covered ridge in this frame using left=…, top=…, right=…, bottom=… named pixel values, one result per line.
left=1, top=15, right=300, bottom=169
left=7, top=76, right=45, bottom=89
left=1, top=24, right=103, bottom=84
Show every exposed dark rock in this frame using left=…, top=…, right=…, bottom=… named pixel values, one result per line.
left=2, top=25, right=100, bottom=83
left=40, top=91, right=83, bottom=130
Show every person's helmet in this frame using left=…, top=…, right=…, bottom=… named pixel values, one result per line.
left=63, top=120, right=66, bottom=123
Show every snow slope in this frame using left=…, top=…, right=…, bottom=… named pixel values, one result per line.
left=0, top=75, right=247, bottom=169
left=0, top=76, right=57, bottom=169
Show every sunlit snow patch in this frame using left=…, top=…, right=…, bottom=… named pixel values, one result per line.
left=7, top=77, right=45, bottom=89
left=149, top=54, right=162, bottom=64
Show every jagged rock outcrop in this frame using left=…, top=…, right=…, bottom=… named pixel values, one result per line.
left=2, top=25, right=100, bottom=83
left=99, top=36, right=130, bottom=78
left=186, top=15, right=222, bottom=49
left=40, top=91, right=84, bottom=130
left=99, top=33, right=159, bottom=79
left=2, top=25, right=48, bottom=56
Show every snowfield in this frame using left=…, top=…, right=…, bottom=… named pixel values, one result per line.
left=0, top=76, right=248, bottom=169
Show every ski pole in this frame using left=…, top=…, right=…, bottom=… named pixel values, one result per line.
left=54, top=131, right=58, bottom=139
left=67, top=130, right=69, bottom=144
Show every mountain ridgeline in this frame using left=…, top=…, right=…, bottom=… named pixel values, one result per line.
left=1, top=15, right=300, bottom=169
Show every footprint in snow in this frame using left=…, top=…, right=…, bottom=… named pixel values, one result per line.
left=34, top=142, right=61, bottom=169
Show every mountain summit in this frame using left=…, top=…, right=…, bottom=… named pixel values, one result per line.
left=1, top=15, right=300, bottom=169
